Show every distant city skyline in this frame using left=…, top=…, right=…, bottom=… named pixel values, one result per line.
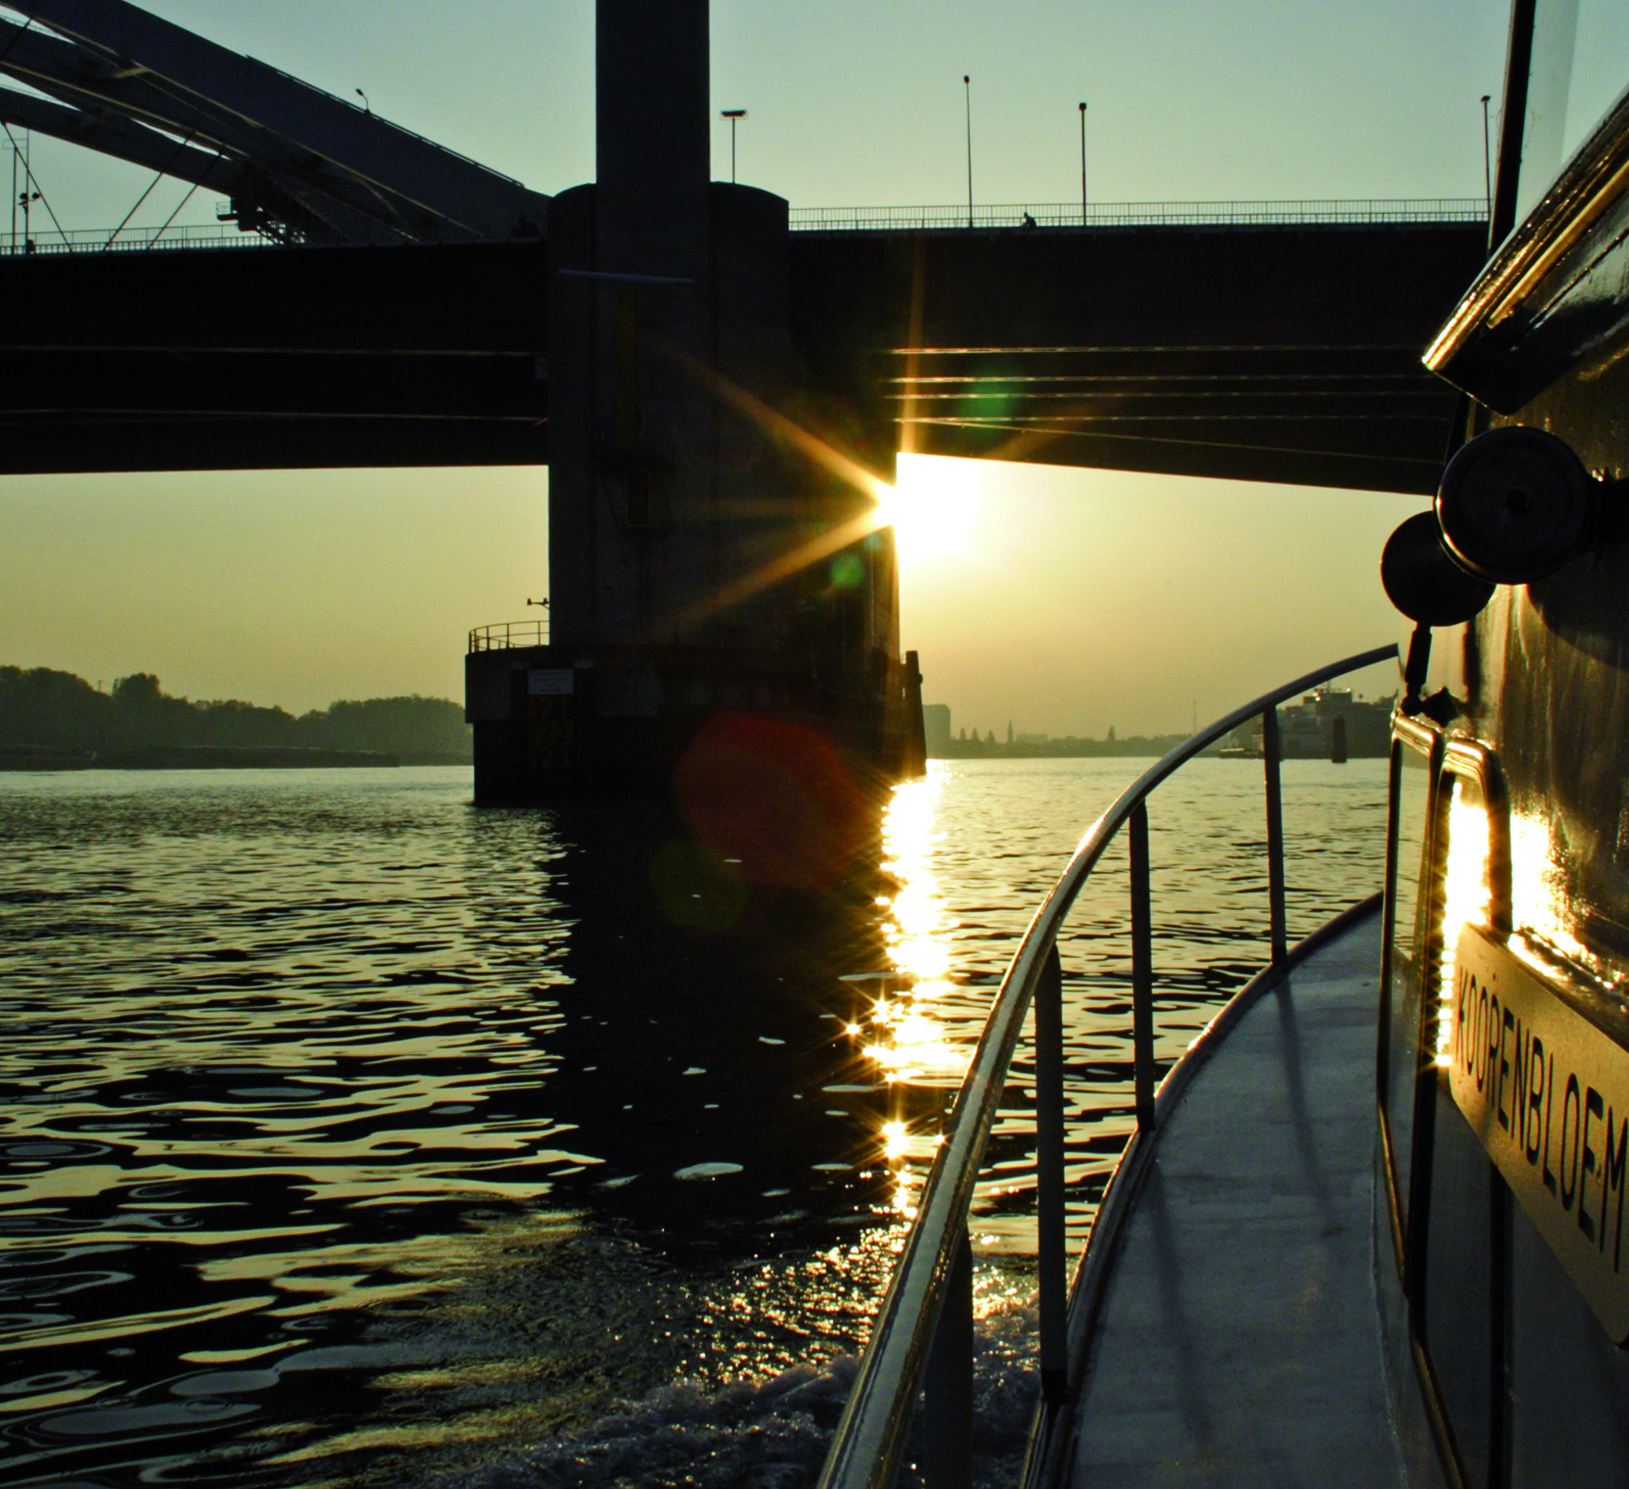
left=0, top=0, right=1511, bottom=735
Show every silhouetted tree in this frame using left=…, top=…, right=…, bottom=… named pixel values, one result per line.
left=298, top=695, right=470, bottom=755
left=1, top=665, right=471, bottom=759
left=0, top=666, right=111, bottom=750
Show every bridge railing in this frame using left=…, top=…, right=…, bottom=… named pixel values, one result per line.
left=1, top=223, right=275, bottom=255
left=0, top=199, right=1486, bottom=254
left=468, top=621, right=549, bottom=653
left=789, top=197, right=1488, bottom=232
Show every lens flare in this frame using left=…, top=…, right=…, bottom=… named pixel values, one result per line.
left=875, top=454, right=980, bottom=567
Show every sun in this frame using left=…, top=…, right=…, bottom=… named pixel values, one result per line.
left=874, top=454, right=981, bottom=566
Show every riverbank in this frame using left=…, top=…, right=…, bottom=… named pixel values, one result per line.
left=1, top=664, right=473, bottom=766
left=0, top=744, right=462, bottom=769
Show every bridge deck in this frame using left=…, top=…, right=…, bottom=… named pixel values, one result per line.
left=2, top=221, right=1481, bottom=486
left=1061, top=909, right=1406, bottom=1488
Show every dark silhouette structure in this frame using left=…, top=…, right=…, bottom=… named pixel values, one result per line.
left=0, top=0, right=1488, bottom=800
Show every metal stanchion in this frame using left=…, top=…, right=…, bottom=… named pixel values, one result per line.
left=923, top=1228, right=974, bottom=1489
left=1263, top=707, right=1287, bottom=965
left=1129, top=803, right=1155, bottom=1130
left=1035, top=943, right=1067, bottom=1402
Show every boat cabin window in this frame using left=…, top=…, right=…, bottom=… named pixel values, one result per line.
left=1510, top=0, right=1629, bottom=227
left=1383, top=733, right=1507, bottom=1242
left=1389, top=742, right=1433, bottom=985
left=1384, top=735, right=1435, bottom=1219
left=1434, top=771, right=1496, bottom=1060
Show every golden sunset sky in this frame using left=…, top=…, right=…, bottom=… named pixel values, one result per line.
left=0, top=0, right=1514, bottom=734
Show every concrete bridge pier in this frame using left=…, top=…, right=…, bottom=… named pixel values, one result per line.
left=467, top=0, right=919, bottom=803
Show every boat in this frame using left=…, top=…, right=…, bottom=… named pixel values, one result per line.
left=816, top=8, right=1629, bottom=1485
left=1219, top=685, right=1394, bottom=760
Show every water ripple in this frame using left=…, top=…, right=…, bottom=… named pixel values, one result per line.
left=0, top=759, right=1384, bottom=1487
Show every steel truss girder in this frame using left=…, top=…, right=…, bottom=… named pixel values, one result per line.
left=0, top=0, right=549, bottom=244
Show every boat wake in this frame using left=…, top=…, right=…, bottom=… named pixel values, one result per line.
left=451, top=1298, right=1039, bottom=1489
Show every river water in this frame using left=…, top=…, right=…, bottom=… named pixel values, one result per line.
left=0, top=756, right=1387, bottom=1487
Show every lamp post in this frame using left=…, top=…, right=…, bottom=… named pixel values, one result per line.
left=1078, top=101, right=1088, bottom=225
left=1480, top=94, right=1492, bottom=220
left=963, top=75, right=973, bottom=228
left=721, top=109, right=746, bottom=184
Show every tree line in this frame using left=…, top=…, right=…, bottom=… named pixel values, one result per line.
left=0, top=666, right=471, bottom=762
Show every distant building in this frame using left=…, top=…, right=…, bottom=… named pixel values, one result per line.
left=1220, top=688, right=1394, bottom=759
left=923, top=703, right=952, bottom=757
left=1017, top=732, right=1049, bottom=745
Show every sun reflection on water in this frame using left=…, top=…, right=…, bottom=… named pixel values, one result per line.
left=837, top=768, right=968, bottom=1216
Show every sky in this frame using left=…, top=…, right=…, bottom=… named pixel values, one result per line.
left=0, top=0, right=1514, bottom=734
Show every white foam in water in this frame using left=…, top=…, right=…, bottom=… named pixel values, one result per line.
left=449, top=1300, right=1039, bottom=1489
left=674, top=1162, right=744, bottom=1179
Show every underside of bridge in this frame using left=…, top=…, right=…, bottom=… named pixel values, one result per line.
left=796, top=221, right=1486, bottom=496
left=0, top=221, right=1482, bottom=493
left=0, top=241, right=549, bottom=471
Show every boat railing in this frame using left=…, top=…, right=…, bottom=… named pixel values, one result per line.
left=815, top=642, right=1399, bottom=1489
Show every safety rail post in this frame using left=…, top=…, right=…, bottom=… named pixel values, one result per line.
left=923, top=1227, right=974, bottom=1489
left=1034, top=943, right=1068, bottom=1403
left=812, top=643, right=1398, bottom=1489
left=1129, top=802, right=1156, bottom=1130
left=1263, top=706, right=1287, bottom=965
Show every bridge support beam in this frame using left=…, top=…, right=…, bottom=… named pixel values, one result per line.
left=467, top=0, right=914, bottom=802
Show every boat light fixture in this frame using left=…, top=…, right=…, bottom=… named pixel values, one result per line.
left=1381, top=511, right=1494, bottom=628
left=1435, top=426, right=1600, bottom=585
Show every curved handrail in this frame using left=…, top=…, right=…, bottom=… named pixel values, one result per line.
left=815, top=642, right=1399, bottom=1489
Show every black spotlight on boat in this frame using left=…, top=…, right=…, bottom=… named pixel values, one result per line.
left=1435, top=425, right=1599, bottom=584
left=1381, top=511, right=1494, bottom=629
left=1381, top=512, right=1494, bottom=719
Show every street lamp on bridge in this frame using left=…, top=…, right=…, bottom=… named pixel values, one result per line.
left=963, top=76, right=974, bottom=228
left=721, top=109, right=747, bottom=184
left=1079, top=101, right=1088, bottom=225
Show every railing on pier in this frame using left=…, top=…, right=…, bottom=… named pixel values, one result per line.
left=815, top=642, right=1399, bottom=1489
left=789, top=198, right=1487, bottom=233
left=468, top=620, right=550, bottom=653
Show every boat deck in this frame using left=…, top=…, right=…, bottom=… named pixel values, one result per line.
left=1062, top=908, right=1404, bottom=1487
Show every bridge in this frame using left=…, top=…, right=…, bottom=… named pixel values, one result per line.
left=0, top=0, right=1488, bottom=799
left=0, top=198, right=1483, bottom=491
